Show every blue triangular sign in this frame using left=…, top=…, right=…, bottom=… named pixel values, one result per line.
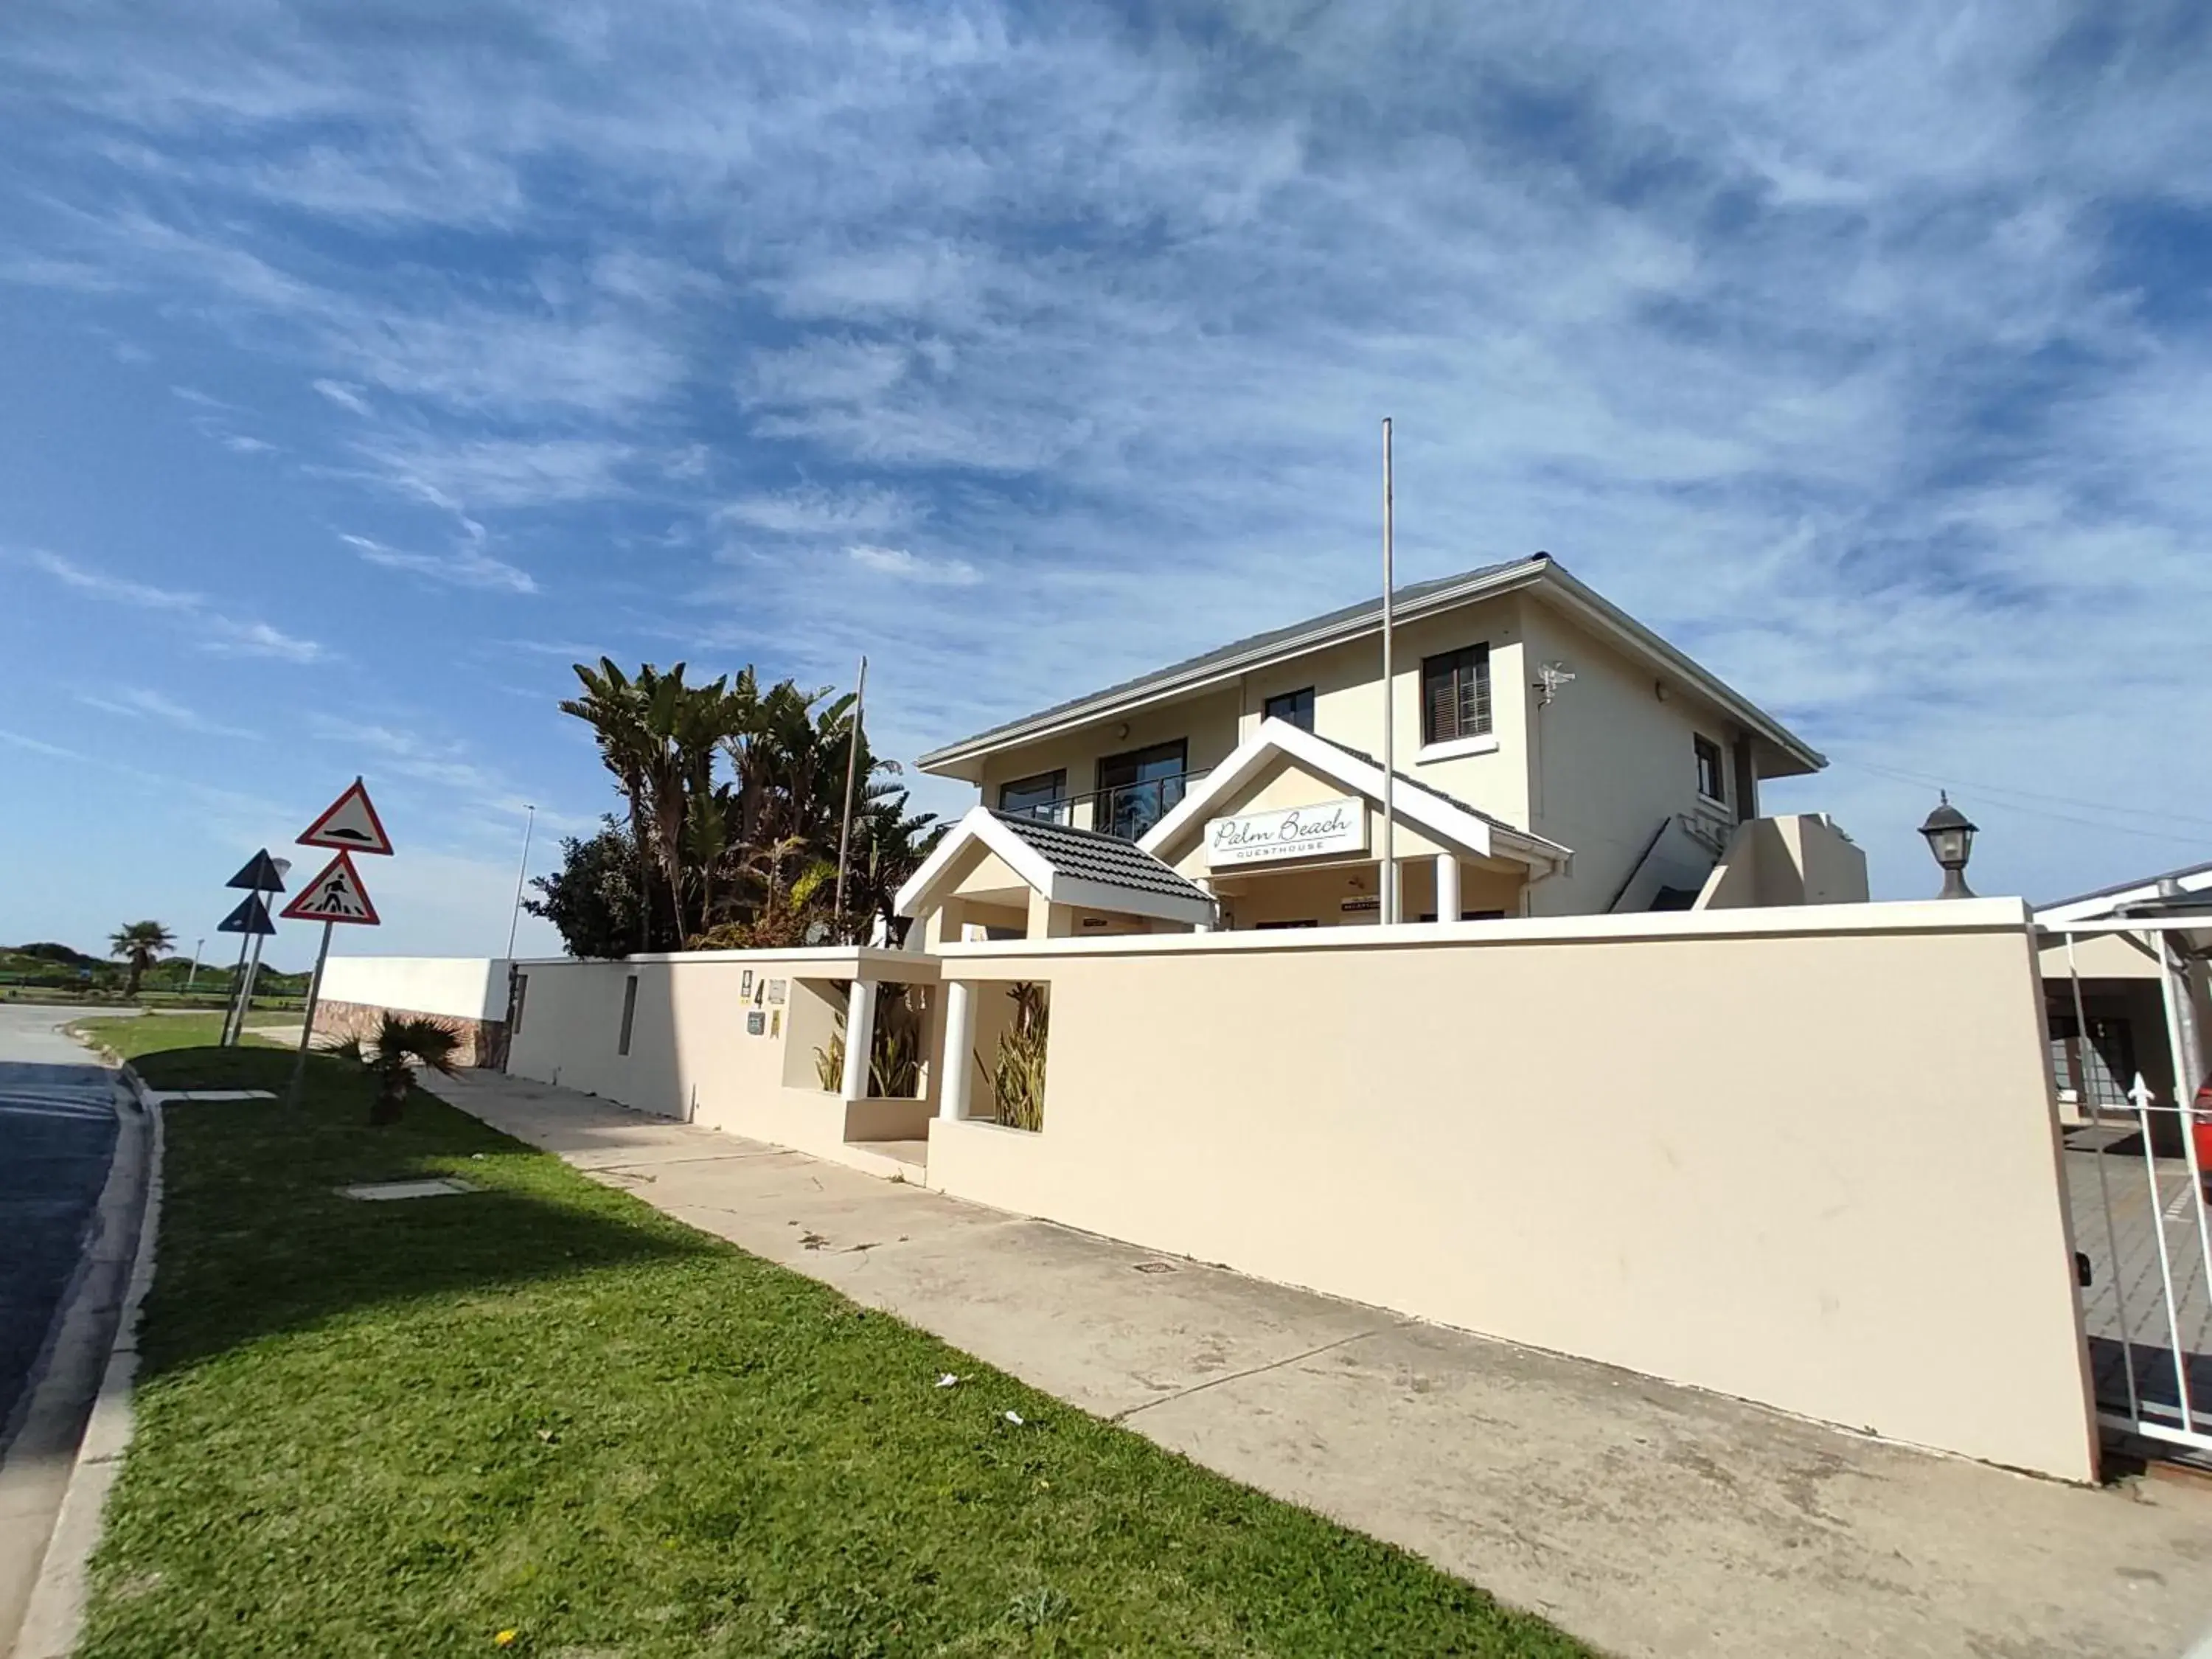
left=217, top=893, right=276, bottom=936
left=226, top=849, right=288, bottom=893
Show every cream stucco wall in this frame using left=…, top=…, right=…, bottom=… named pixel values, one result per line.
left=927, top=900, right=2095, bottom=1481
left=1697, top=815, right=1871, bottom=910
left=506, top=948, right=940, bottom=1162
left=1517, top=599, right=1747, bottom=916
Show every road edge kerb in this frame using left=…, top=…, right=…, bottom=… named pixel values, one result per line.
left=11, top=1080, right=163, bottom=1659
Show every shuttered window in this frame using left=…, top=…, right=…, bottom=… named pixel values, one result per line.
left=1421, top=644, right=1492, bottom=745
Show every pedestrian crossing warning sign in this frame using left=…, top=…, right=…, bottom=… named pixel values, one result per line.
left=280, top=851, right=381, bottom=926
left=298, top=777, right=393, bottom=855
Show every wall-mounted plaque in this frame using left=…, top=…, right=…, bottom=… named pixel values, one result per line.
left=745, top=1010, right=765, bottom=1037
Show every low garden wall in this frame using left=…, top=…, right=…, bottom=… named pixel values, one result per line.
left=925, top=899, right=2096, bottom=1482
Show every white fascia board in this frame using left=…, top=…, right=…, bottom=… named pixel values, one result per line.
left=1142, top=717, right=1528, bottom=866
left=1048, top=873, right=1217, bottom=928
left=917, top=558, right=1551, bottom=774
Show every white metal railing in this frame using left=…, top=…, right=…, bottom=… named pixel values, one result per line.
left=2042, top=917, right=2212, bottom=1457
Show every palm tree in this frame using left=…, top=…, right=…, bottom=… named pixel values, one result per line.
left=333, top=1011, right=462, bottom=1125
left=108, top=921, right=174, bottom=999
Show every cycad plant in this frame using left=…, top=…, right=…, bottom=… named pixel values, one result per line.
left=984, top=981, right=1049, bottom=1131
left=332, top=1011, right=463, bottom=1125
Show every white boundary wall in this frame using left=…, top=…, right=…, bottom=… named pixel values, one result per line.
left=926, top=899, right=2098, bottom=1481
left=319, top=956, right=510, bottom=1022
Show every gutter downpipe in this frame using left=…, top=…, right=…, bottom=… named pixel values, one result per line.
left=1380, top=417, right=1397, bottom=926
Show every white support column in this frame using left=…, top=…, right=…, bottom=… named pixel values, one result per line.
left=1435, top=853, right=1461, bottom=924
left=939, top=978, right=974, bottom=1121
left=841, top=977, right=877, bottom=1101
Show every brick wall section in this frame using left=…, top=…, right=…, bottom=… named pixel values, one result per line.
left=313, top=998, right=509, bottom=1070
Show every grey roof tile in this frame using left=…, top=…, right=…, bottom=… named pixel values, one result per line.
left=990, top=810, right=1213, bottom=904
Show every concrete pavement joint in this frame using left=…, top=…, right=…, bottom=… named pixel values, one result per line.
left=1110, top=1323, right=1409, bottom=1423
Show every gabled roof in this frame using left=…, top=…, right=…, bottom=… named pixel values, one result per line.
left=894, top=805, right=1219, bottom=928
left=2036, top=858, right=2212, bottom=926
left=918, top=554, right=1825, bottom=777
left=1138, top=718, right=1574, bottom=874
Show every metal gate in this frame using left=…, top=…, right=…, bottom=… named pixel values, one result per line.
left=2045, top=917, right=2212, bottom=1458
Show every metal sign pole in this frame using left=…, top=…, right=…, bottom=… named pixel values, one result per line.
left=285, top=920, right=335, bottom=1107
left=232, top=931, right=268, bottom=1046
left=220, top=930, right=253, bottom=1046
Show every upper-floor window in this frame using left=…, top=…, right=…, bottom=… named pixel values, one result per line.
left=998, top=769, right=1068, bottom=822
left=1694, top=734, right=1726, bottom=804
left=1096, top=740, right=1188, bottom=841
left=1421, top=645, right=1491, bottom=746
left=1263, top=686, right=1315, bottom=731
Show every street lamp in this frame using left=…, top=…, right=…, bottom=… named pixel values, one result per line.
left=1918, top=792, right=1978, bottom=899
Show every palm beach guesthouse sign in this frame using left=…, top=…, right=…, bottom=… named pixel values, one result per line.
left=1205, top=796, right=1367, bottom=868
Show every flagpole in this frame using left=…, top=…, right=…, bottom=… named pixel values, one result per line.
left=285, top=920, right=335, bottom=1108
left=505, top=804, right=536, bottom=958
left=1380, top=417, right=1397, bottom=926
left=832, top=655, right=868, bottom=935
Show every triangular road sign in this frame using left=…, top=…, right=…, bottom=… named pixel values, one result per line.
left=216, top=893, right=276, bottom=936
left=226, top=849, right=290, bottom=893
left=280, top=851, right=382, bottom=926
left=299, top=777, right=393, bottom=855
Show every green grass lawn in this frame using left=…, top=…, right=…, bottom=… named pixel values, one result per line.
left=66, top=1015, right=1584, bottom=1659
left=72, top=1011, right=291, bottom=1091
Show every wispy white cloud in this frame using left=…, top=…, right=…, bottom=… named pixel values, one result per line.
left=312, top=378, right=372, bottom=416
left=845, top=543, right=979, bottom=586
left=18, top=549, right=326, bottom=663
left=77, top=685, right=261, bottom=739
left=339, top=532, right=538, bottom=594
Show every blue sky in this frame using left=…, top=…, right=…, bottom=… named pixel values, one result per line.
left=4, top=0, right=2211, bottom=966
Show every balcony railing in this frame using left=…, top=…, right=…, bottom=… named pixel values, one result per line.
left=1004, top=768, right=1212, bottom=841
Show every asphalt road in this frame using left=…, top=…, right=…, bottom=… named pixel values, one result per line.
left=0, top=1006, right=130, bottom=1447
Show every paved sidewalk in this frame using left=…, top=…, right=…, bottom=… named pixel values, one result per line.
left=427, top=1068, right=2212, bottom=1659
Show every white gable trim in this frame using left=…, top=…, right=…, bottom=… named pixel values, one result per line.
left=1139, top=718, right=1571, bottom=873
left=894, top=806, right=1055, bottom=918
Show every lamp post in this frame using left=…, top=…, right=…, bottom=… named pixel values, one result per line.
left=1918, top=792, right=1978, bottom=899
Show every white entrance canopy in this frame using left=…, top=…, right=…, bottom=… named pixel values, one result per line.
left=895, top=805, right=1221, bottom=931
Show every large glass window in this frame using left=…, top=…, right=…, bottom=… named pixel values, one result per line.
left=1421, top=645, right=1492, bottom=745
left=1096, top=740, right=1188, bottom=840
left=1263, top=686, right=1316, bottom=731
left=997, top=769, right=1068, bottom=822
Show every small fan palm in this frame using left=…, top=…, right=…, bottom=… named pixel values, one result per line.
left=108, top=920, right=175, bottom=999
left=333, top=1011, right=463, bottom=1125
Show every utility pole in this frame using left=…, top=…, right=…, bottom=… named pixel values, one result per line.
left=184, top=937, right=204, bottom=994
left=832, top=655, right=868, bottom=936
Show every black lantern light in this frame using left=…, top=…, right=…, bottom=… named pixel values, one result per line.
left=1918, top=791, right=1978, bottom=899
